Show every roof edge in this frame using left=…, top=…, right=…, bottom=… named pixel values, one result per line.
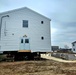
left=72, top=41, right=76, bottom=44
left=0, top=7, right=51, bottom=21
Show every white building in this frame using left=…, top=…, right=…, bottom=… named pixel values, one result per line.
left=72, top=41, right=76, bottom=53
left=0, top=7, right=51, bottom=52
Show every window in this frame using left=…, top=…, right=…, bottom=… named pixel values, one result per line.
left=21, top=39, right=23, bottom=43
left=41, top=36, right=44, bottom=40
left=73, top=43, right=75, bottom=46
left=25, top=39, right=29, bottom=43
left=23, top=20, right=28, bottom=27
left=41, top=21, right=44, bottom=24
left=12, top=33, right=14, bottom=35
left=73, top=48, right=75, bottom=51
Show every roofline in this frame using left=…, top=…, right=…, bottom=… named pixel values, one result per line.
left=72, top=41, right=76, bottom=44
left=0, top=7, right=51, bottom=21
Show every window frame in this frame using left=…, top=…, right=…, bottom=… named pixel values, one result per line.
left=21, top=39, right=23, bottom=43
left=23, top=20, right=28, bottom=28
left=73, top=48, right=75, bottom=51
left=25, top=39, right=29, bottom=43
left=41, top=21, right=44, bottom=24
left=73, top=43, right=75, bottom=46
left=41, top=36, right=44, bottom=40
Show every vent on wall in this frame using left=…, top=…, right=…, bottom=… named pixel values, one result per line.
left=41, top=21, right=44, bottom=24
left=41, top=36, right=44, bottom=40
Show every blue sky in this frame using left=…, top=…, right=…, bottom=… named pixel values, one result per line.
left=0, top=0, right=76, bottom=48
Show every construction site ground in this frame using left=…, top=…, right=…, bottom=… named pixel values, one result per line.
left=41, top=54, right=76, bottom=62
left=0, top=54, right=76, bottom=75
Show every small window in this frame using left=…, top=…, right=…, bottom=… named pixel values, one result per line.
left=23, top=20, right=28, bottom=27
left=21, top=39, right=23, bottom=43
left=41, top=37, right=44, bottom=40
left=12, top=33, right=14, bottom=35
left=73, top=48, right=75, bottom=51
left=73, top=43, right=75, bottom=46
left=25, top=39, right=29, bottom=43
left=41, top=21, right=44, bottom=24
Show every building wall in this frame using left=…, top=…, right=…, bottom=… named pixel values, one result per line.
left=72, top=43, right=76, bottom=53
left=0, top=8, right=51, bottom=52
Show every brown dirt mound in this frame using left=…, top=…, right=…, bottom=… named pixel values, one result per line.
left=0, top=60, right=76, bottom=75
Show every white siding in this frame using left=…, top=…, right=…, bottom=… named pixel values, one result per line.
left=72, top=43, right=76, bottom=53
left=0, top=7, right=51, bottom=52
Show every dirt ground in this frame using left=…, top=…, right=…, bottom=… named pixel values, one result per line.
left=0, top=60, right=76, bottom=75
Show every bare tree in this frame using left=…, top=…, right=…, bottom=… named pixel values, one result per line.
left=64, top=45, right=69, bottom=49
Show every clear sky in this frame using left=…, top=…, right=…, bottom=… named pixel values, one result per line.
left=0, top=0, right=76, bottom=48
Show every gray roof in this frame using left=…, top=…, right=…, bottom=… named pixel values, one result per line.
left=72, top=41, right=76, bottom=44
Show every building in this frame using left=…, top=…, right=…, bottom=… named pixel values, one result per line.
left=51, top=46, right=59, bottom=52
left=72, top=41, right=76, bottom=53
left=0, top=7, right=51, bottom=52
left=57, top=48, right=72, bottom=53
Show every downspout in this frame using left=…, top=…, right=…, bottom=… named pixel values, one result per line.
left=0, top=15, right=9, bottom=40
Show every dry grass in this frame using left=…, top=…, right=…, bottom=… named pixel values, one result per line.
left=0, top=60, right=76, bottom=75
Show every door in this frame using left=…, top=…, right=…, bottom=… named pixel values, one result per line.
left=20, top=38, right=30, bottom=50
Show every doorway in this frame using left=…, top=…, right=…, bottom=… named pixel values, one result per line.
left=20, top=37, right=30, bottom=50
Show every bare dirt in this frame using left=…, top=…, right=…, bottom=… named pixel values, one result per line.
left=0, top=60, right=76, bottom=75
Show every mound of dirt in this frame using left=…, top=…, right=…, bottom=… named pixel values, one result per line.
left=0, top=60, right=76, bottom=75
